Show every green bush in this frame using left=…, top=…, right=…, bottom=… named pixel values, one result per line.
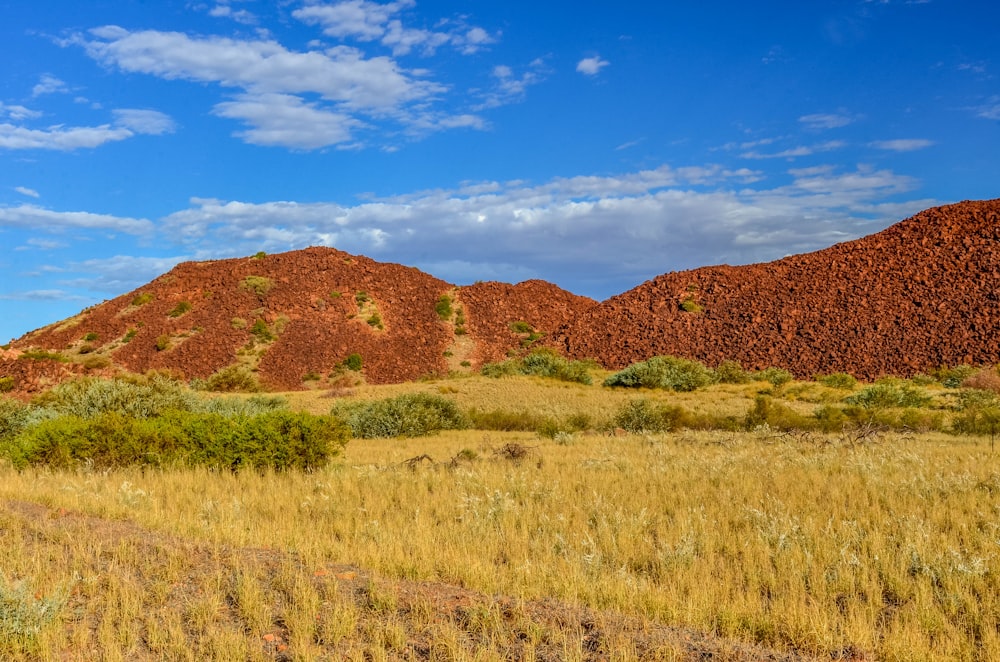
left=816, top=373, right=857, bottom=389
left=754, top=367, right=794, bottom=388
left=366, top=312, right=383, bottom=329
left=844, top=382, right=931, bottom=409
left=204, top=365, right=261, bottom=393
left=333, top=393, right=466, bottom=438
left=744, top=395, right=816, bottom=431
left=168, top=301, right=192, bottom=317
left=249, top=319, right=275, bottom=343
left=343, top=353, right=363, bottom=372
left=83, top=332, right=99, bottom=342
left=509, top=320, right=533, bottom=333
left=241, top=276, right=274, bottom=297
left=131, top=292, right=154, bottom=306
left=155, top=335, right=171, bottom=351
left=612, top=399, right=692, bottom=433
left=18, top=350, right=67, bottom=363
left=604, top=356, right=713, bottom=392
left=713, top=360, right=751, bottom=384
left=435, top=295, right=453, bottom=320
left=4, top=410, right=347, bottom=471
left=32, top=375, right=200, bottom=419
left=481, top=349, right=592, bottom=385
left=0, top=377, right=14, bottom=393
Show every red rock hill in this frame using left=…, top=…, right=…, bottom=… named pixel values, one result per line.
left=555, top=199, right=1000, bottom=380
left=6, top=247, right=594, bottom=393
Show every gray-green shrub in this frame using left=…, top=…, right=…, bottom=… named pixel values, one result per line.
left=604, top=356, right=713, bottom=392
left=333, top=393, right=466, bottom=438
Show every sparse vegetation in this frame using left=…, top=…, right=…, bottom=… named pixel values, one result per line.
left=679, top=296, right=703, bottom=313
left=481, top=348, right=593, bottom=384
left=366, top=312, right=383, bottom=330
left=154, top=334, right=171, bottom=351
left=249, top=319, right=275, bottom=343
left=241, top=275, right=274, bottom=297
left=19, top=350, right=68, bottom=363
left=167, top=300, right=192, bottom=317
left=0, top=377, right=14, bottom=393
left=130, top=292, right=154, bottom=307
left=343, top=353, right=363, bottom=372
left=83, top=332, right=99, bottom=342
left=434, top=294, right=453, bottom=320
left=122, top=328, right=138, bottom=343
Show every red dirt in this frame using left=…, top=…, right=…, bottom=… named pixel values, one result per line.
left=555, top=199, right=1000, bottom=380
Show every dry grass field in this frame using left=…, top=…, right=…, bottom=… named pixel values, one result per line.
left=1, top=373, right=998, bottom=660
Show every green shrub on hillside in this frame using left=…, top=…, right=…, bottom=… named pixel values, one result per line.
left=343, top=353, right=363, bottom=372
left=435, top=295, right=453, bottom=320
left=168, top=301, right=192, bottom=317
left=203, top=365, right=261, bottom=393
left=333, top=393, right=466, bottom=438
left=131, top=292, right=154, bottom=307
left=604, top=356, right=713, bottom=392
left=241, top=276, right=274, bottom=297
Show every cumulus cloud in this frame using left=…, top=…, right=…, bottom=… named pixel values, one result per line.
left=14, top=186, right=40, bottom=198
left=576, top=56, right=610, bottom=76
left=0, top=204, right=153, bottom=234
left=74, top=25, right=475, bottom=148
left=293, top=0, right=496, bottom=56
left=208, top=3, right=257, bottom=25
left=0, top=108, right=175, bottom=151
left=31, top=74, right=69, bottom=97
left=870, top=138, right=934, bottom=151
left=145, top=162, right=931, bottom=297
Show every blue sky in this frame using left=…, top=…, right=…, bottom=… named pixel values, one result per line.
left=1, top=0, right=997, bottom=342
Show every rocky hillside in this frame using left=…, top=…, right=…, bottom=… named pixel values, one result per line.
left=555, top=199, right=1000, bottom=380
left=5, top=247, right=594, bottom=393
left=5, top=199, right=1000, bottom=392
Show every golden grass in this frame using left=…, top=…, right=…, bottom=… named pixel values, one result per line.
left=2, top=418, right=998, bottom=659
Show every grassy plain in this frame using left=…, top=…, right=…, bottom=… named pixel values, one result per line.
left=1, top=373, right=997, bottom=660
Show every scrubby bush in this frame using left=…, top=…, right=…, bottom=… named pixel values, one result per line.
left=604, top=356, right=713, bottom=392
left=4, top=410, right=347, bottom=471
left=961, top=368, right=1000, bottom=393
left=612, top=399, right=692, bottom=433
left=0, top=377, right=14, bottom=393
left=932, top=364, right=977, bottom=388
left=744, top=395, right=816, bottom=431
left=131, top=292, right=154, bottom=306
left=333, top=393, right=466, bottom=438
left=249, top=319, right=274, bottom=343
left=168, top=301, right=192, bottom=317
left=844, top=382, right=931, bottom=409
left=343, top=353, right=363, bottom=372
left=713, top=360, right=751, bottom=384
left=241, top=276, right=274, bottom=297
left=435, top=295, right=453, bottom=320
left=754, top=367, right=794, bottom=388
left=32, top=375, right=200, bottom=419
left=465, top=408, right=554, bottom=432
left=816, top=373, right=858, bottom=389
left=203, top=365, right=261, bottom=393
left=481, top=349, right=592, bottom=385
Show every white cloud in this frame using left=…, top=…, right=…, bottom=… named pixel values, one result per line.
left=18, top=238, right=66, bottom=250
left=976, top=98, right=1000, bottom=120
left=31, top=74, right=69, bottom=97
left=145, top=163, right=929, bottom=297
left=64, top=255, right=189, bottom=293
left=799, top=112, right=856, bottom=130
left=0, top=204, right=153, bottom=234
left=112, top=109, right=176, bottom=135
left=576, top=56, right=609, bottom=76
left=214, top=93, right=363, bottom=148
left=0, top=103, right=42, bottom=121
left=870, top=138, right=934, bottom=152
left=0, top=122, right=134, bottom=150
left=14, top=186, right=40, bottom=198
left=75, top=26, right=471, bottom=148
left=741, top=140, right=846, bottom=159
left=0, top=108, right=173, bottom=151
left=209, top=4, right=257, bottom=25
left=292, top=1, right=495, bottom=56
left=474, top=61, right=547, bottom=109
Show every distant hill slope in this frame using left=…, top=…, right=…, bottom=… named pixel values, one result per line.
left=555, top=199, right=1000, bottom=380
left=7, top=247, right=595, bottom=392
left=6, top=200, right=1000, bottom=392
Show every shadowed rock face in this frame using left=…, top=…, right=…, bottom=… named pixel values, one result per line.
left=6, top=200, right=1000, bottom=392
left=6, top=247, right=595, bottom=393
left=554, top=199, right=1000, bottom=380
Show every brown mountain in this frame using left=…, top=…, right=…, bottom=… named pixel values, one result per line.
left=6, top=247, right=595, bottom=394
left=555, top=199, right=1000, bottom=380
